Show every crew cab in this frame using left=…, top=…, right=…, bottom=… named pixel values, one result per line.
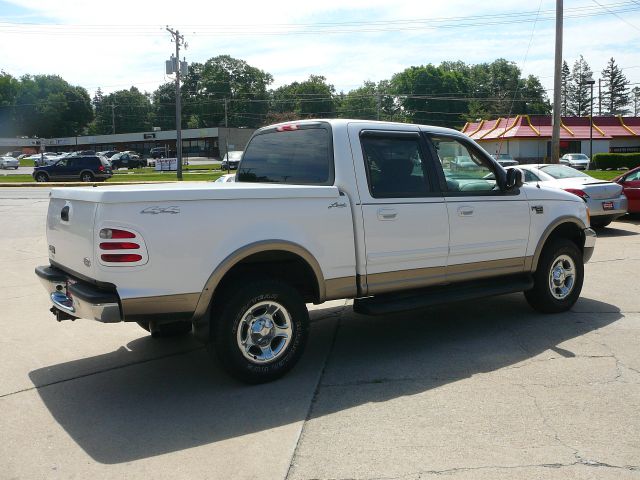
left=36, top=120, right=596, bottom=383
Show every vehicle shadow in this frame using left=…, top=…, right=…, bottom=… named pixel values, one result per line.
left=29, top=295, right=621, bottom=464
left=595, top=226, right=638, bottom=237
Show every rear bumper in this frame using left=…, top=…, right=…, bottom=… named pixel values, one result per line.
left=35, top=265, right=122, bottom=322
left=587, top=194, right=628, bottom=218
left=583, top=227, right=596, bottom=263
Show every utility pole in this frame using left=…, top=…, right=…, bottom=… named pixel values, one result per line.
left=376, top=89, right=381, bottom=121
left=585, top=77, right=595, bottom=161
left=110, top=104, right=118, bottom=134
left=550, top=0, right=563, bottom=164
left=166, top=26, right=187, bottom=180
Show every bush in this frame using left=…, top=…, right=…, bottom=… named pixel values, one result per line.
left=592, top=153, right=640, bottom=169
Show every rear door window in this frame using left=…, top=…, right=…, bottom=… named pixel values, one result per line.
left=238, top=125, right=332, bottom=185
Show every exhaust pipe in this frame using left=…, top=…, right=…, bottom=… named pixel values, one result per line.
left=50, top=306, right=77, bottom=322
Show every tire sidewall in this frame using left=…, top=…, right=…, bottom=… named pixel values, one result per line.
left=213, top=281, right=308, bottom=383
left=528, top=239, right=584, bottom=313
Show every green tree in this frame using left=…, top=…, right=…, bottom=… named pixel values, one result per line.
left=567, top=55, right=593, bottom=116
left=183, top=55, right=273, bottom=128
left=632, top=86, right=640, bottom=116
left=389, top=63, right=467, bottom=127
left=601, top=57, right=630, bottom=116
left=0, top=71, right=20, bottom=136
left=11, top=75, right=93, bottom=137
left=337, top=80, right=395, bottom=120
left=561, top=60, right=571, bottom=116
left=151, top=82, right=177, bottom=131
left=92, top=87, right=153, bottom=134
left=271, top=75, right=336, bottom=119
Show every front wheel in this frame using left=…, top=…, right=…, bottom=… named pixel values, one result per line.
left=210, top=278, right=309, bottom=384
left=34, top=172, right=48, bottom=182
left=525, top=239, right=584, bottom=313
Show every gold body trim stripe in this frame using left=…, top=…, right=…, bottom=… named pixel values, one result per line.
left=122, top=293, right=200, bottom=318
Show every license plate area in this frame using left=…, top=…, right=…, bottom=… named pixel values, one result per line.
left=602, top=201, right=614, bottom=210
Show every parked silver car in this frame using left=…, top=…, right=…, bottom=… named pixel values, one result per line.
left=0, top=156, right=19, bottom=169
left=560, top=153, right=590, bottom=170
left=514, top=164, right=627, bottom=228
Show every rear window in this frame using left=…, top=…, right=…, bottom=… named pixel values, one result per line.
left=237, top=126, right=332, bottom=185
left=540, top=165, right=589, bottom=179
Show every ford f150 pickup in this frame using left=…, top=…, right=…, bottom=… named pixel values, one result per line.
left=37, top=119, right=596, bottom=383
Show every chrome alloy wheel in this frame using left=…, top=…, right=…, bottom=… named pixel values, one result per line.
left=548, top=254, right=576, bottom=300
left=236, top=301, right=293, bottom=364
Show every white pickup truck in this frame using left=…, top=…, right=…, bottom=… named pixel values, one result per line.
left=37, top=119, right=596, bottom=383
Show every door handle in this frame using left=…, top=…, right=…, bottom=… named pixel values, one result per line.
left=457, top=206, right=474, bottom=217
left=377, top=208, right=398, bottom=221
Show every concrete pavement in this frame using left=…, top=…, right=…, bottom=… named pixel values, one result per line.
left=1, top=187, right=639, bottom=479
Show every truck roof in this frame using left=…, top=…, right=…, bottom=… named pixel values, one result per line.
left=255, top=118, right=464, bottom=137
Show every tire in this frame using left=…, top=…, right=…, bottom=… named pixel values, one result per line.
left=34, top=172, right=48, bottom=182
left=525, top=238, right=584, bottom=313
left=136, top=320, right=192, bottom=337
left=210, top=278, right=309, bottom=384
left=80, top=172, right=94, bottom=182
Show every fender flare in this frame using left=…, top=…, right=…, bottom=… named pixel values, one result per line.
left=192, top=239, right=325, bottom=320
left=527, top=216, right=586, bottom=271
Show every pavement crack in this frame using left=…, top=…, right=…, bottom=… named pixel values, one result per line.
left=285, top=301, right=347, bottom=480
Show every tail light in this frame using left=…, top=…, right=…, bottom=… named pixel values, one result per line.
left=98, top=227, right=147, bottom=265
left=564, top=188, right=589, bottom=201
left=98, top=165, right=105, bottom=172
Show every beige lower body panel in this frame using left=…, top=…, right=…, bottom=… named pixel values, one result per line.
left=121, top=293, right=200, bottom=319
left=365, top=256, right=532, bottom=296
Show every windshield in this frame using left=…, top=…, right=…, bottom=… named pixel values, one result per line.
left=566, top=154, right=588, bottom=160
left=227, top=151, right=243, bottom=160
left=540, top=165, right=589, bottom=179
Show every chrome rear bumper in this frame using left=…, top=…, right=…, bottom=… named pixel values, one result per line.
left=35, top=265, right=122, bottom=322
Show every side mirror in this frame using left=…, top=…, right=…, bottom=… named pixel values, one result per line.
left=505, top=168, right=523, bottom=190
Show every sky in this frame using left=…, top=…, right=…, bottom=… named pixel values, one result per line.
left=1, top=0, right=639, bottom=102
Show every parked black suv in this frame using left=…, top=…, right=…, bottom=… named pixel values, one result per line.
left=32, top=156, right=112, bottom=182
left=110, top=152, right=146, bottom=169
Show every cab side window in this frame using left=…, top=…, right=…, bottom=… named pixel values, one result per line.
left=430, top=136, right=497, bottom=193
left=361, top=134, right=431, bottom=198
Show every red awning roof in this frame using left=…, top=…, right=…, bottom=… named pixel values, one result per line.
left=461, top=115, right=640, bottom=141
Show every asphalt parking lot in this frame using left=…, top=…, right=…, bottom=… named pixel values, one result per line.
left=1, top=187, right=639, bottom=479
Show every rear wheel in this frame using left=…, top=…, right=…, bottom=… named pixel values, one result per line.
left=34, top=172, right=48, bottom=182
left=80, top=172, right=94, bottom=182
left=210, top=278, right=309, bottom=384
left=525, top=238, right=584, bottom=313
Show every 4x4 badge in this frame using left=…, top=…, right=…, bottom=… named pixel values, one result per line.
left=141, top=206, right=180, bottom=215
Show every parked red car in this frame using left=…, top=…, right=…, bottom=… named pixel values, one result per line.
left=613, top=166, right=640, bottom=214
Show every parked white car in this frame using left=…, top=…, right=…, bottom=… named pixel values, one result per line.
left=0, top=156, right=19, bottom=169
left=514, top=164, right=627, bottom=228
left=214, top=173, right=236, bottom=183
left=37, top=119, right=596, bottom=383
left=28, top=152, right=61, bottom=167
left=560, top=153, right=590, bottom=170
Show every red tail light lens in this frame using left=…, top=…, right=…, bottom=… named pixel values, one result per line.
left=99, top=228, right=136, bottom=239
left=98, top=165, right=105, bottom=172
left=564, top=188, right=589, bottom=201
left=101, top=254, right=143, bottom=263
left=99, top=242, right=140, bottom=250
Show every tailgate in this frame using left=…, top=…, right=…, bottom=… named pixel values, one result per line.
left=47, top=197, right=98, bottom=276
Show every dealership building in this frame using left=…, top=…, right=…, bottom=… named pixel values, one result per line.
left=0, top=127, right=255, bottom=158
left=461, top=115, right=640, bottom=162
